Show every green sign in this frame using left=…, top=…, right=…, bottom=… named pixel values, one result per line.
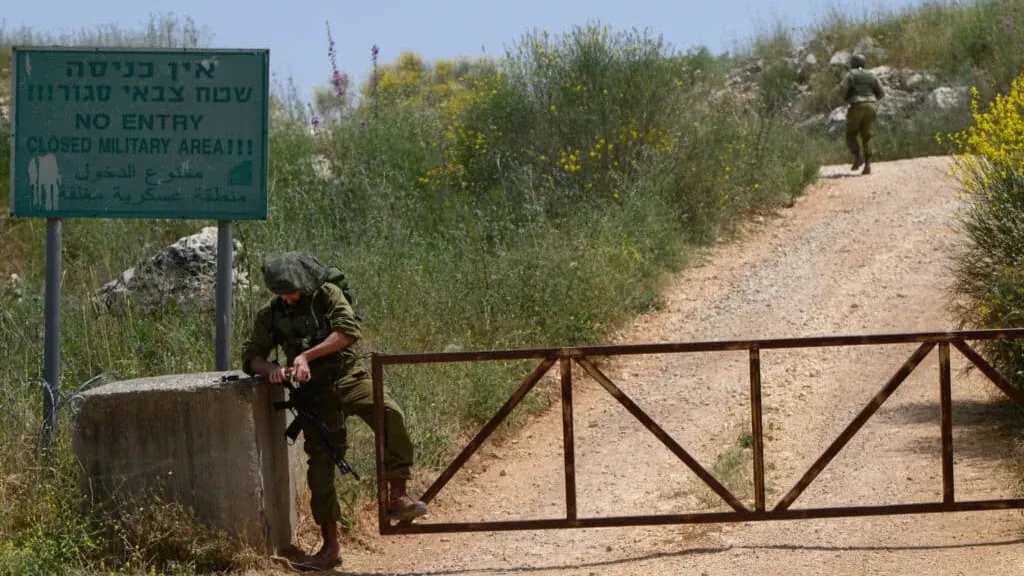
left=9, top=47, right=269, bottom=220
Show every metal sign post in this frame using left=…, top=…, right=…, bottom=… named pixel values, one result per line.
left=41, top=218, right=61, bottom=447
left=10, top=47, right=270, bottom=447
left=215, top=220, right=233, bottom=371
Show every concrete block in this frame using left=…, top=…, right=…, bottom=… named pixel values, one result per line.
left=71, top=371, right=307, bottom=553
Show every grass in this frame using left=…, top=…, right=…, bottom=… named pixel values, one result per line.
left=3, top=1, right=1024, bottom=572
left=694, top=431, right=757, bottom=510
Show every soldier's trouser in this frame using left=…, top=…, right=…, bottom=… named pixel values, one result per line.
left=299, top=368, right=414, bottom=526
left=846, top=103, right=877, bottom=161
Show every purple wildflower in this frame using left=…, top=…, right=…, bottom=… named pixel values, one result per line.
left=325, top=22, right=348, bottom=98
left=308, top=103, right=322, bottom=134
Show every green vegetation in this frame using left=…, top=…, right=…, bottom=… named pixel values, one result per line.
left=2, top=0, right=1024, bottom=572
left=946, top=76, right=1024, bottom=394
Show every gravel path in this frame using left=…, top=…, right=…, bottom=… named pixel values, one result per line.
left=296, top=157, right=1024, bottom=575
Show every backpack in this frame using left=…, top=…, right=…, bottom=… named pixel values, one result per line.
left=323, top=265, right=362, bottom=322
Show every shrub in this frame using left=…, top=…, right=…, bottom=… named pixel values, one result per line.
left=947, top=73, right=1024, bottom=393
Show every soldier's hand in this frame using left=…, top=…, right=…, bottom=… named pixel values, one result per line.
left=268, top=366, right=288, bottom=384
left=292, top=354, right=311, bottom=382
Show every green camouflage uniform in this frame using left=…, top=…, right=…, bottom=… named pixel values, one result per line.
left=240, top=252, right=414, bottom=526
left=838, top=67, right=885, bottom=163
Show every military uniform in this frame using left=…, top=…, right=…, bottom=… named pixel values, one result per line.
left=240, top=253, right=417, bottom=527
left=837, top=56, right=885, bottom=174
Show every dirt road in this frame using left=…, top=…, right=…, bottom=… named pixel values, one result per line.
left=333, top=157, right=1024, bottom=575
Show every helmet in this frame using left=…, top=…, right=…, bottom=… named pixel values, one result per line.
left=850, top=53, right=867, bottom=69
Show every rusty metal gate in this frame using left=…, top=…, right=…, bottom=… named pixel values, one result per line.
left=370, top=329, right=1024, bottom=535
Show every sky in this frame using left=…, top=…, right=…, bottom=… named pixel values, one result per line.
left=5, top=0, right=930, bottom=104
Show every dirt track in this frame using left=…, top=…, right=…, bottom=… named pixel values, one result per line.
left=323, top=157, right=1024, bottom=575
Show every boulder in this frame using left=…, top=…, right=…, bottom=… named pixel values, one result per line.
left=2, top=273, right=23, bottom=302
left=829, top=50, right=852, bottom=69
left=868, top=66, right=899, bottom=87
left=877, top=88, right=922, bottom=119
left=926, top=86, right=970, bottom=110
left=95, top=227, right=248, bottom=314
left=903, top=71, right=938, bottom=92
left=853, top=36, right=887, bottom=62
left=827, top=106, right=848, bottom=136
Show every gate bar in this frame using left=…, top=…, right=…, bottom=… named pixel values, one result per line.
left=749, top=347, right=766, bottom=511
left=373, top=329, right=1024, bottom=365
left=560, top=358, right=577, bottom=521
left=382, top=499, right=1024, bottom=535
left=939, top=343, right=955, bottom=506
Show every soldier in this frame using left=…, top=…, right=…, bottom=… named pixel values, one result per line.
left=241, top=251, right=426, bottom=570
left=837, top=53, right=885, bottom=175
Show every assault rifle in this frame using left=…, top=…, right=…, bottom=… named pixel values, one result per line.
left=221, top=371, right=360, bottom=481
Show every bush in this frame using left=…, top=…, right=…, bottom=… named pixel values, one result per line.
left=947, top=73, right=1024, bottom=393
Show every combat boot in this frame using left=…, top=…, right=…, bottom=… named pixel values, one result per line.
left=303, top=522, right=342, bottom=570
left=851, top=154, right=863, bottom=172
left=388, top=479, right=428, bottom=520
left=862, top=156, right=871, bottom=175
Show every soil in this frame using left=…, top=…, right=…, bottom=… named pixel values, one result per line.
left=267, top=157, right=1024, bottom=575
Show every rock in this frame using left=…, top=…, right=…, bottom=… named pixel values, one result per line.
left=94, top=227, right=248, bottom=314
left=795, top=53, right=817, bottom=84
left=926, top=86, right=970, bottom=110
left=903, top=71, right=938, bottom=92
left=0, top=95, right=8, bottom=123
left=2, top=273, right=23, bottom=302
left=868, top=66, right=898, bottom=87
left=827, top=106, right=848, bottom=136
left=853, top=36, right=886, bottom=61
left=311, top=154, right=332, bottom=181
left=829, top=50, right=852, bottom=69
left=877, top=88, right=921, bottom=119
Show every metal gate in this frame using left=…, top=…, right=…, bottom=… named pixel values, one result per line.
left=370, top=329, right=1024, bottom=535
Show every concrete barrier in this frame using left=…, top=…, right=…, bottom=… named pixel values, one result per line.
left=71, top=371, right=307, bottom=553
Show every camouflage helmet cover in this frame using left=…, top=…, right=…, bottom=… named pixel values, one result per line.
left=261, top=252, right=327, bottom=296
left=850, top=53, right=867, bottom=69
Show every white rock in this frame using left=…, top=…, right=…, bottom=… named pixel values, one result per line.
left=827, top=106, right=848, bottom=135
left=926, top=86, right=970, bottom=110
left=903, top=71, right=937, bottom=92
left=830, top=50, right=852, bottom=68
left=95, top=227, right=248, bottom=314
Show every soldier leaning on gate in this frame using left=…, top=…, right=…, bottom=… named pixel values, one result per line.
left=837, top=53, right=885, bottom=175
left=241, top=251, right=426, bottom=570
